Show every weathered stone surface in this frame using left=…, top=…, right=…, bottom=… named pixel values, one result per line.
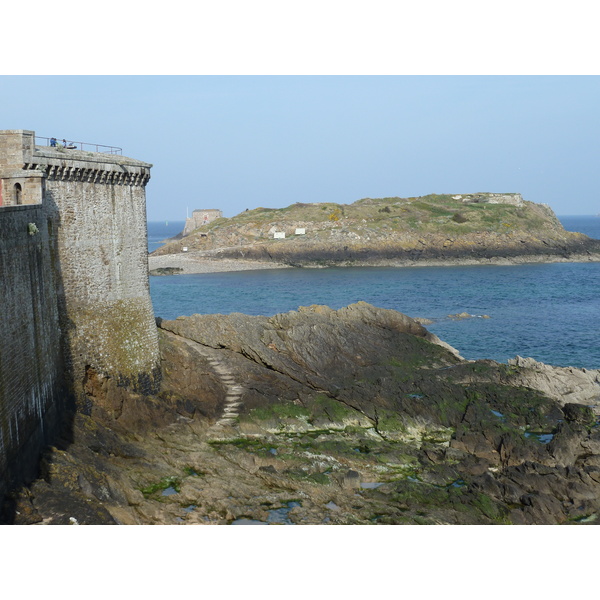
left=506, top=356, right=600, bottom=408
left=5, top=302, right=600, bottom=525
left=0, top=201, right=67, bottom=505
left=0, top=130, right=160, bottom=509
left=563, top=402, right=597, bottom=425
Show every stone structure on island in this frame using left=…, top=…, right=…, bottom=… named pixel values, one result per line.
left=0, top=130, right=160, bottom=504
left=183, top=208, right=223, bottom=236
left=452, top=192, right=524, bottom=206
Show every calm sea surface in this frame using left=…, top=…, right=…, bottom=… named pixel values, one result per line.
left=147, top=216, right=600, bottom=369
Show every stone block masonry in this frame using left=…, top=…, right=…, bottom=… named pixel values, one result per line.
left=40, top=156, right=160, bottom=401
left=0, top=203, right=65, bottom=501
left=183, top=208, right=223, bottom=236
left=0, top=130, right=160, bottom=502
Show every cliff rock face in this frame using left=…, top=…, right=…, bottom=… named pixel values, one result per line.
left=152, top=194, right=600, bottom=267
left=6, top=302, right=600, bottom=525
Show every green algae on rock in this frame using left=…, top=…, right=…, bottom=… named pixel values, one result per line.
left=4, top=302, right=600, bottom=525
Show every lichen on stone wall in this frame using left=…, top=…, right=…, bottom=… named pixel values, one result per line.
left=43, top=165, right=160, bottom=402
left=69, top=299, right=160, bottom=384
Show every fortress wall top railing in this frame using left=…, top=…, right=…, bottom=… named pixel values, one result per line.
left=35, top=136, right=123, bottom=155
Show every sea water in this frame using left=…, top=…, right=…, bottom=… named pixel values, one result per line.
left=147, top=216, right=600, bottom=369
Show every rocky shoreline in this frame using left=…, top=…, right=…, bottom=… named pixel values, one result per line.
left=148, top=249, right=600, bottom=275
left=4, top=302, right=600, bottom=525
left=148, top=252, right=291, bottom=275
left=149, top=193, right=600, bottom=273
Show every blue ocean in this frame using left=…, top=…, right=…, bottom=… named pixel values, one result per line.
left=147, top=216, right=600, bottom=369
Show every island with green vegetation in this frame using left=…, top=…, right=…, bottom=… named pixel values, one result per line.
left=151, top=193, right=600, bottom=269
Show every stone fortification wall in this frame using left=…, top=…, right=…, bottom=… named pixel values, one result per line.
left=0, top=130, right=160, bottom=502
left=454, top=193, right=524, bottom=206
left=0, top=130, right=44, bottom=207
left=33, top=147, right=161, bottom=402
left=0, top=204, right=66, bottom=500
left=183, top=208, right=223, bottom=236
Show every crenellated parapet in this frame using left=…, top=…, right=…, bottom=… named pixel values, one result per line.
left=1, top=130, right=152, bottom=205
left=22, top=162, right=151, bottom=186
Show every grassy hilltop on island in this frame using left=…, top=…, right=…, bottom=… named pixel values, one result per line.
left=152, top=193, right=600, bottom=267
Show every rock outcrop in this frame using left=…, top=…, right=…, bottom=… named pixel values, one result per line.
left=4, top=302, right=600, bottom=525
left=507, top=356, right=600, bottom=407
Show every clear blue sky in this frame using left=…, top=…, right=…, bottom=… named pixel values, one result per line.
left=2, top=75, right=599, bottom=220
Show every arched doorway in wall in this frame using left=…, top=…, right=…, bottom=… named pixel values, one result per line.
left=14, top=183, right=22, bottom=205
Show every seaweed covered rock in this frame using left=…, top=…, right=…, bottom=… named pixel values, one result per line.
left=5, top=302, right=600, bottom=525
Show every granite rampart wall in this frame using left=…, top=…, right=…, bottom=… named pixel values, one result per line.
left=0, top=130, right=160, bottom=504
left=0, top=204, right=66, bottom=501
left=41, top=164, right=160, bottom=406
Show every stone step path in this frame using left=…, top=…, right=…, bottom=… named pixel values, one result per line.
left=199, top=349, right=244, bottom=427
left=163, top=331, right=244, bottom=428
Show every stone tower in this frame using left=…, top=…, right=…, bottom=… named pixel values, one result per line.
left=1, top=129, right=160, bottom=415
left=183, top=208, right=223, bottom=236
